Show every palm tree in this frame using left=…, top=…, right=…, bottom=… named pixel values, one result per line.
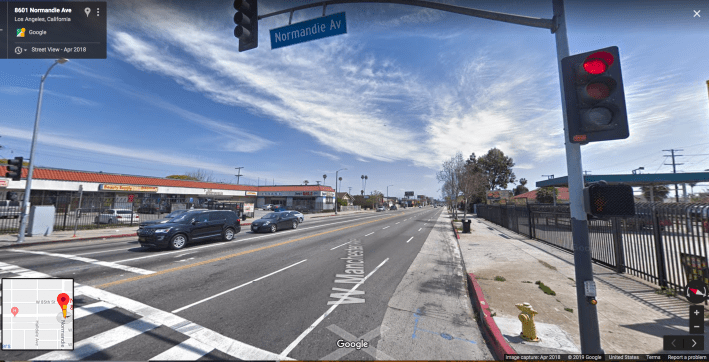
left=304, top=180, right=309, bottom=185
left=323, top=174, right=327, bottom=186
left=640, top=185, right=670, bottom=202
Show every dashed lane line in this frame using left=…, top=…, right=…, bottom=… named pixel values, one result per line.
left=94, top=214, right=400, bottom=289
left=382, top=226, right=390, bottom=229
left=406, top=237, right=413, bottom=243
left=418, top=228, right=422, bottom=232
left=330, top=241, right=351, bottom=250
left=6, top=249, right=154, bottom=275
left=365, top=232, right=375, bottom=236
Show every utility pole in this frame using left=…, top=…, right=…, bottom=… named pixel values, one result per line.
left=235, top=167, right=243, bottom=184
left=663, top=149, right=684, bottom=202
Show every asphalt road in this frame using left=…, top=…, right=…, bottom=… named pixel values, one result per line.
left=0, top=207, right=464, bottom=361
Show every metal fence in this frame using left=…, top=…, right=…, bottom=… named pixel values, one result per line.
left=476, top=202, right=709, bottom=296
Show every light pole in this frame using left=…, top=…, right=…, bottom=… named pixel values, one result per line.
left=335, top=168, right=347, bottom=214
left=17, top=58, right=68, bottom=243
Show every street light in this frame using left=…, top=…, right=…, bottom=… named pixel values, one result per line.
left=17, top=58, right=68, bottom=243
left=335, top=168, right=347, bottom=214
left=632, top=167, right=644, bottom=175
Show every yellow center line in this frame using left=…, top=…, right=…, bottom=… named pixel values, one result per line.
left=93, top=213, right=403, bottom=289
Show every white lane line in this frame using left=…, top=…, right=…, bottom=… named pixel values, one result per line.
left=6, top=249, right=154, bottom=275
left=150, top=337, right=214, bottom=361
left=364, top=232, right=374, bottom=237
left=35, top=317, right=161, bottom=360
left=279, top=258, right=389, bottom=359
left=418, top=228, right=422, bottom=232
left=330, top=241, right=350, bottom=250
left=74, top=247, right=133, bottom=256
left=175, top=251, right=199, bottom=258
left=395, top=222, right=400, bottom=224
left=382, top=226, right=390, bottom=230
left=76, top=284, right=290, bottom=360
left=115, top=214, right=383, bottom=264
left=74, top=301, right=115, bottom=320
left=175, top=257, right=195, bottom=263
left=172, top=259, right=307, bottom=314
left=406, top=237, right=413, bottom=243
left=424, top=224, right=428, bottom=226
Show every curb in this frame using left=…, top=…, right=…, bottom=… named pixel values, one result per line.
left=0, top=222, right=254, bottom=249
left=451, top=220, right=460, bottom=239
left=467, top=272, right=517, bottom=360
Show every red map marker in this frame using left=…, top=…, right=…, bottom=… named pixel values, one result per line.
left=57, top=293, right=70, bottom=319
left=11, top=306, right=18, bottom=317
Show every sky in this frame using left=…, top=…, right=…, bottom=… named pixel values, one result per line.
left=1, top=0, right=708, bottom=200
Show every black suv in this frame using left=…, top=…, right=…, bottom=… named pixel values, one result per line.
left=137, top=210, right=241, bottom=250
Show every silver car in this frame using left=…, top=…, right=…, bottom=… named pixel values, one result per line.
left=95, top=209, right=140, bottom=224
left=284, top=210, right=304, bottom=223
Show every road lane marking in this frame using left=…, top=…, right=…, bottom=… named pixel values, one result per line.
left=171, top=259, right=306, bottom=313
left=406, top=237, right=413, bottom=243
left=95, top=214, right=401, bottom=289
left=382, top=226, right=390, bottom=229
left=418, top=228, right=422, bottom=231
left=364, top=232, right=375, bottom=236
left=175, top=257, right=195, bottom=263
left=175, top=251, right=199, bottom=258
left=330, top=241, right=350, bottom=250
left=74, top=301, right=115, bottom=319
left=73, top=247, right=132, bottom=256
left=395, top=222, right=399, bottom=224
left=115, top=214, right=385, bottom=264
left=279, top=258, right=389, bottom=359
left=150, top=337, right=213, bottom=361
left=7, top=249, right=154, bottom=275
left=35, top=317, right=161, bottom=360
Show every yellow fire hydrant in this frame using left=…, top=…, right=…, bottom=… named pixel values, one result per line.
left=516, top=302, right=540, bottom=342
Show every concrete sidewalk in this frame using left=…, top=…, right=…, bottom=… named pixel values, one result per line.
left=0, top=209, right=372, bottom=249
left=454, top=210, right=708, bottom=358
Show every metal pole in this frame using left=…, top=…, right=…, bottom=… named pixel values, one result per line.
left=335, top=170, right=339, bottom=215
left=553, top=0, right=603, bottom=353
left=18, top=60, right=65, bottom=243
left=73, top=185, right=84, bottom=237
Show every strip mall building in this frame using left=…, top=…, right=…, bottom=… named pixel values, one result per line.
left=0, top=166, right=336, bottom=215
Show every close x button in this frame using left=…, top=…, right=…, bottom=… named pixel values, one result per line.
left=664, top=335, right=705, bottom=350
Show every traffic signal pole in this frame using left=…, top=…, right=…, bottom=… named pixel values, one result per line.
left=553, top=0, right=603, bottom=353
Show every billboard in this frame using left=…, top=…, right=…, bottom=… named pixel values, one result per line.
left=405, top=191, right=414, bottom=197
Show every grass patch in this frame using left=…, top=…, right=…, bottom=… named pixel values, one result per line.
left=538, top=260, right=557, bottom=271
left=535, top=281, right=556, bottom=296
left=568, top=277, right=574, bottom=282
left=564, top=307, right=574, bottom=313
left=655, top=287, right=677, bottom=297
left=494, top=276, right=506, bottom=282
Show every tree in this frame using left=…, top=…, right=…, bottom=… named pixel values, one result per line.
left=166, top=169, right=213, bottom=182
left=477, top=148, right=516, bottom=191
left=166, top=174, right=201, bottom=181
left=536, top=187, right=558, bottom=204
left=437, top=152, right=465, bottom=220
left=640, top=185, right=670, bottom=202
left=514, top=178, right=529, bottom=196
left=303, top=180, right=309, bottom=185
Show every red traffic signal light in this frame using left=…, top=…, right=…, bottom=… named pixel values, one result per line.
left=5, top=157, right=23, bottom=181
left=234, top=0, right=258, bottom=52
left=583, top=181, right=635, bottom=218
left=561, top=46, right=629, bottom=144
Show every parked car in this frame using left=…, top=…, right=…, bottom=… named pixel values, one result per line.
left=0, top=200, right=21, bottom=219
left=283, top=210, right=304, bottom=223
left=272, top=206, right=287, bottom=212
left=137, top=210, right=241, bottom=250
left=250, top=212, right=299, bottom=233
left=95, top=209, right=140, bottom=224
left=261, top=204, right=275, bottom=210
left=138, top=209, right=207, bottom=229
left=390, top=205, right=398, bottom=210
left=419, top=205, right=422, bottom=208
left=376, top=206, right=386, bottom=212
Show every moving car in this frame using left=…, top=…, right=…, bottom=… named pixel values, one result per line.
left=376, top=206, right=386, bottom=212
left=95, top=209, right=140, bottom=224
left=250, top=212, right=299, bottom=233
left=390, top=205, right=397, bottom=210
left=283, top=210, right=304, bottom=223
left=138, top=208, right=207, bottom=228
left=137, top=210, right=241, bottom=250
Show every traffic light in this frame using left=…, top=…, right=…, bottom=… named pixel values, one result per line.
left=561, top=46, right=628, bottom=144
left=583, top=181, right=635, bottom=218
left=5, top=157, right=23, bottom=181
left=234, top=0, right=258, bottom=52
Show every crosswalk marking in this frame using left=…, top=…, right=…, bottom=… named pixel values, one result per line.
left=149, top=337, right=213, bottom=360
left=74, top=301, right=115, bottom=320
left=7, top=249, right=154, bottom=275
left=34, top=317, right=161, bottom=360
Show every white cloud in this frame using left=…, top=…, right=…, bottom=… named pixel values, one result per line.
left=310, top=150, right=340, bottom=161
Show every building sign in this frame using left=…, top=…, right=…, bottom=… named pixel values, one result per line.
left=405, top=191, right=414, bottom=197
left=205, top=189, right=224, bottom=195
left=0, top=179, right=7, bottom=188
left=246, top=191, right=258, bottom=196
left=100, top=184, right=158, bottom=192
left=262, top=192, right=284, bottom=196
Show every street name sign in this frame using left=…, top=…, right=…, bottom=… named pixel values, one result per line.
left=270, top=12, right=346, bottom=50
